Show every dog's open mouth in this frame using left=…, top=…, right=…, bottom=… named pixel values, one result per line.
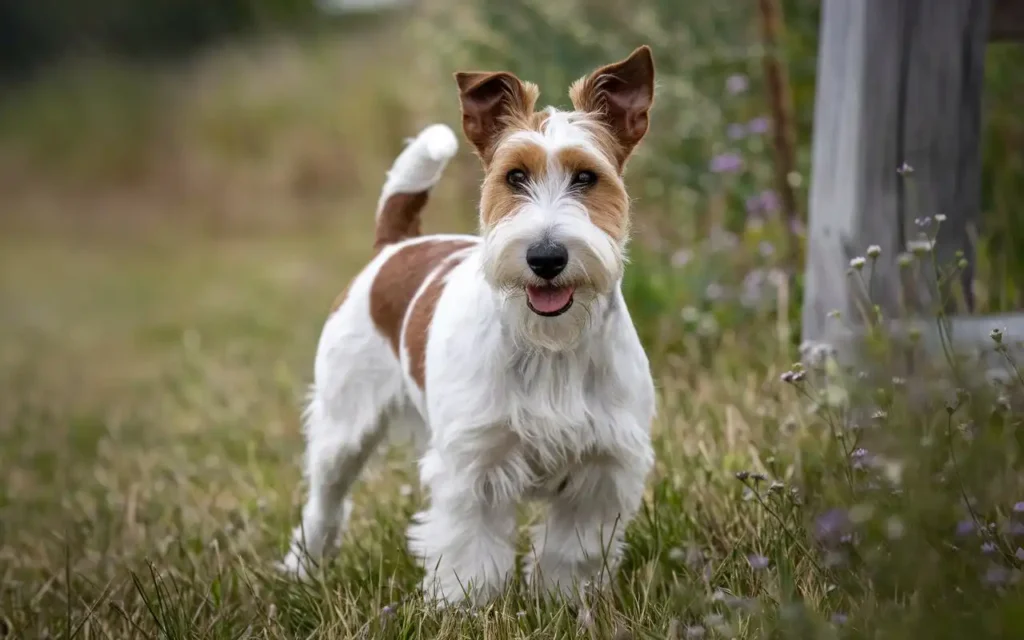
left=525, top=285, right=575, bottom=317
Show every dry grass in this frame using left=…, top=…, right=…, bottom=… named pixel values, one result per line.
left=0, top=216, right=808, bottom=638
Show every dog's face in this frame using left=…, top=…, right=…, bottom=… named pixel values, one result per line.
left=455, top=46, right=655, bottom=350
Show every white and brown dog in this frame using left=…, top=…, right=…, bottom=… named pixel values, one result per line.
left=281, top=46, right=657, bottom=606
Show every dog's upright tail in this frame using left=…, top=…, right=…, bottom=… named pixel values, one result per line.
left=373, top=123, right=459, bottom=250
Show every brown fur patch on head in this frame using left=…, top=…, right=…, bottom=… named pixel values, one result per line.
left=478, top=139, right=548, bottom=228
left=403, top=253, right=468, bottom=390
left=569, top=45, right=655, bottom=170
left=369, top=239, right=476, bottom=356
left=555, top=147, right=631, bottom=242
left=454, top=71, right=541, bottom=163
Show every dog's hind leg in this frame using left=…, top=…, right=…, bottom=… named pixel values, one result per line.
left=280, top=312, right=403, bottom=580
left=280, top=397, right=388, bottom=579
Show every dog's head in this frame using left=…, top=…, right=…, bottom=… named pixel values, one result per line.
left=455, top=46, right=655, bottom=350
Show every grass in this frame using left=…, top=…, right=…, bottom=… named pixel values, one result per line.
left=0, top=211, right=782, bottom=634
left=3, top=15, right=1024, bottom=640
left=0, top=216, right=807, bottom=638
left=5, top=209, right=1024, bottom=640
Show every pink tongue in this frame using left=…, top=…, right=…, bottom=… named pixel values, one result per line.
left=526, top=285, right=574, bottom=313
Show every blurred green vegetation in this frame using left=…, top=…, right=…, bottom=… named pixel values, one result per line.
left=0, top=0, right=318, bottom=79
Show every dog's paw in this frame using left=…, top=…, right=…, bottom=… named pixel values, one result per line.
left=276, top=549, right=316, bottom=582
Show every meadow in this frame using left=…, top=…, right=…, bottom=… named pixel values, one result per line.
left=2, top=6, right=1024, bottom=639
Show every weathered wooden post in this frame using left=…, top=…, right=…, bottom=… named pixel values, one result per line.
left=799, top=0, right=1024, bottom=368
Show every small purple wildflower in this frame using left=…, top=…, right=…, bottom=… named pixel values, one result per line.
left=671, top=249, right=693, bottom=268
left=830, top=613, right=849, bottom=626
left=747, top=554, right=770, bottom=570
left=747, top=116, right=770, bottom=134
left=745, top=195, right=763, bottom=216
left=851, top=449, right=875, bottom=471
left=982, top=541, right=997, bottom=554
left=1014, top=501, right=1024, bottom=513
left=727, top=123, right=746, bottom=140
left=710, top=152, right=744, bottom=174
left=1016, top=547, right=1024, bottom=561
left=758, top=241, right=775, bottom=258
left=381, top=604, right=396, bottom=617
left=815, top=508, right=851, bottom=545
left=726, top=74, right=749, bottom=95
left=758, top=189, right=780, bottom=213
left=984, top=564, right=1010, bottom=587
left=1010, top=522, right=1024, bottom=536
left=956, top=519, right=976, bottom=537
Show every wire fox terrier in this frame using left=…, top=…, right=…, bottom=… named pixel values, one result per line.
left=280, top=46, right=657, bottom=606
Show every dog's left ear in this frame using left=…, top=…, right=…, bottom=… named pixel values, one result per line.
left=569, top=45, right=655, bottom=170
left=454, top=70, right=538, bottom=164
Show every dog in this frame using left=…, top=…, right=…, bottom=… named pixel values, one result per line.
left=280, top=46, right=657, bottom=607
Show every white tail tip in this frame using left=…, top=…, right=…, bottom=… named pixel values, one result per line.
left=377, top=124, right=459, bottom=217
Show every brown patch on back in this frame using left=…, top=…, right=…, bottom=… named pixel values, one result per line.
left=374, top=192, right=429, bottom=251
left=403, top=253, right=468, bottom=390
left=369, top=239, right=475, bottom=357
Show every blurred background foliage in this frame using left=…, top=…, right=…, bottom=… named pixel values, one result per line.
left=0, top=0, right=1021, bottom=351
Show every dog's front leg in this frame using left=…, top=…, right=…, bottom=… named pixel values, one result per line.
left=525, top=459, right=648, bottom=599
left=407, top=450, right=518, bottom=607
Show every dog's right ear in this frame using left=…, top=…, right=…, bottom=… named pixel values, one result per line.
left=454, top=71, right=537, bottom=164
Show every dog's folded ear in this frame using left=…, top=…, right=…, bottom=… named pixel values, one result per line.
left=454, top=71, right=538, bottom=163
left=569, top=46, right=655, bottom=170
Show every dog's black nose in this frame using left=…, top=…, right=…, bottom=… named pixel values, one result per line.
left=526, top=241, right=569, bottom=280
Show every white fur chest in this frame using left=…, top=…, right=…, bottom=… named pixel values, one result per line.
left=424, top=274, right=655, bottom=506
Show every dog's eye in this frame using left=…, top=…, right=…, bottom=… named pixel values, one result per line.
left=571, top=170, right=597, bottom=188
left=506, top=169, right=528, bottom=189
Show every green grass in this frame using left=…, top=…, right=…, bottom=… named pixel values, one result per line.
left=4, top=218, right=1024, bottom=639
left=0, top=219, right=797, bottom=638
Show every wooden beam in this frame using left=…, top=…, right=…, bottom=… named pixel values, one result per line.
left=801, top=0, right=990, bottom=353
left=991, top=0, right=1024, bottom=41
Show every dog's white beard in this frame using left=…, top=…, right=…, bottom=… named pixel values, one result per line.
left=503, top=289, right=595, bottom=352
left=483, top=213, right=622, bottom=352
